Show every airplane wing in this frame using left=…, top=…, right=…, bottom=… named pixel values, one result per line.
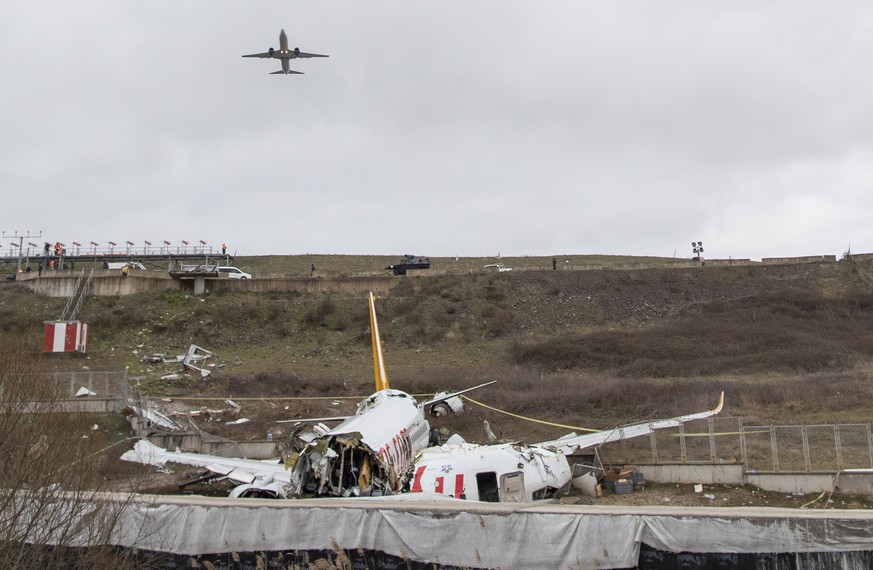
left=293, top=51, right=329, bottom=59
left=540, top=392, right=725, bottom=455
left=420, top=380, right=497, bottom=409
left=121, top=440, right=291, bottom=486
left=241, top=52, right=274, bottom=59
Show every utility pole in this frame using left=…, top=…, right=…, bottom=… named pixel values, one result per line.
left=2, top=230, right=42, bottom=274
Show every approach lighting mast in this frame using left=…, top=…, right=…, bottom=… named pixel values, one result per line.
left=2, top=230, right=42, bottom=273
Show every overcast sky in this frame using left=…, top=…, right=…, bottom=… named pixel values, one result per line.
left=2, top=2, right=872, bottom=261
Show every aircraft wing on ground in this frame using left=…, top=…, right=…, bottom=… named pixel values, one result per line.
left=541, top=391, right=725, bottom=455
left=121, top=440, right=292, bottom=497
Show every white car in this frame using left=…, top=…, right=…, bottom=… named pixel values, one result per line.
left=217, top=266, right=252, bottom=279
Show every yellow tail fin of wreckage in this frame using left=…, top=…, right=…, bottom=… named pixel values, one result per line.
left=369, top=292, right=390, bottom=391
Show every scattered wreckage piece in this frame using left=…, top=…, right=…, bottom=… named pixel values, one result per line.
left=74, top=387, right=97, bottom=397
left=119, top=292, right=725, bottom=504
left=122, top=403, right=184, bottom=432
left=183, top=344, right=214, bottom=378
left=141, top=344, right=215, bottom=379
left=428, top=391, right=464, bottom=417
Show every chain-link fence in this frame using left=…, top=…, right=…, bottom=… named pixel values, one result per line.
left=47, top=370, right=128, bottom=399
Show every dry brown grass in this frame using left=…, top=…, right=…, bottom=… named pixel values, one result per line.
left=0, top=334, right=151, bottom=568
left=6, top=256, right=873, bottom=432
left=510, top=290, right=873, bottom=378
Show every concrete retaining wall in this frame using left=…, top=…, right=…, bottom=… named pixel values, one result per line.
left=58, top=399, right=120, bottom=413
left=18, top=271, right=177, bottom=297
left=17, top=271, right=397, bottom=298
left=638, top=463, right=873, bottom=495
left=639, top=463, right=745, bottom=485
left=762, top=255, right=837, bottom=265
left=205, top=276, right=396, bottom=296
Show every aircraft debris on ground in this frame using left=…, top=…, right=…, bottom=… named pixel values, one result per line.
left=141, top=344, right=215, bottom=379
left=484, top=254, right=512, bottom=272
left=122, top=292, right=723, bottom=502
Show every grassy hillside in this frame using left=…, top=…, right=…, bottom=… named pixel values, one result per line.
left=3, top=255, right=873, bottom=441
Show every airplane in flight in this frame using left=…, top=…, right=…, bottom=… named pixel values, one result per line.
left=123, top=292, right=494, bottom=499
left=242, top=29, right=328, bottom=75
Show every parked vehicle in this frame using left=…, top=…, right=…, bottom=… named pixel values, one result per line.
left=386, top=254, right=431, bottom=275
left=217, top=266, right=252, bottom=279
left=104, top=262, right=147, bottom=270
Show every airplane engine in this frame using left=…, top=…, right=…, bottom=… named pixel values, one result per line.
left=294, top=47, right=300, bottom=56
left=230, top=482, right=286, bottom=499
left=268, top=47, right=275, bottom=57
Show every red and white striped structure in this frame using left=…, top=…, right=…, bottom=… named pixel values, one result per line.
left=42, top=321, right=89, bottom=354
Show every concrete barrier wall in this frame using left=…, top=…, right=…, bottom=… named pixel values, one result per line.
left=206, top=276, right=396, bottom=296
left=640, top=463, right=873, bottom=495
left=639, top=463, right=745, bottom=485
left=17, top=272, right=397, bottom=298
left=745, top=472, right=838, bottom=494
left=58, top=399, right=120, bottom=413
left=762, top=255, right=837, bottom=265
left=17, top=271, right=178, bottom=298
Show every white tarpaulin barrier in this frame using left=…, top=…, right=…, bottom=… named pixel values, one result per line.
left=27, top=494, right=873, bottom=569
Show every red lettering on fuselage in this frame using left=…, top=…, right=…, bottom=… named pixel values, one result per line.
left=454, top=474, right=464, bottom=498
left=411, top=465, right=426, bottom=493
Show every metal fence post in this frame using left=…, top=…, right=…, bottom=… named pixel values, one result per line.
left=679, top=423, right=687, bottom=463
left=708, top=417, right=716, bottom=463
left=771, top=425, right=779, bottom=472
left=801, top=425, right=810, bottom=473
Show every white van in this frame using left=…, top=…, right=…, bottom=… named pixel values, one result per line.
left=217, top=266, right=252, bottom=279
left=104, top=262, right=147, bottom=270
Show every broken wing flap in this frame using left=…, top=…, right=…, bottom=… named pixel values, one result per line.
left=544, top=391, right=725, bottom=455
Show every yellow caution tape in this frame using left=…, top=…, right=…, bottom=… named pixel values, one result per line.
left=461, top=395, right=601, bottom=433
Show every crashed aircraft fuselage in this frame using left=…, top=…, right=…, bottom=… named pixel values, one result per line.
left=276, top=388, right=431, bottom=498
left=409, top=442, right=571, bottom=502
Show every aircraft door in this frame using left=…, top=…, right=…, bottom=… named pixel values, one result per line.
left=500, top=471, right=525, bottom=503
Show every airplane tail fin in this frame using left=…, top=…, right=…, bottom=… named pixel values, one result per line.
left=369, top=292, right=390, bottom=391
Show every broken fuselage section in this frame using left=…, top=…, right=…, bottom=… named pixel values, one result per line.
left=278, top=388, right=431, bottom=498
